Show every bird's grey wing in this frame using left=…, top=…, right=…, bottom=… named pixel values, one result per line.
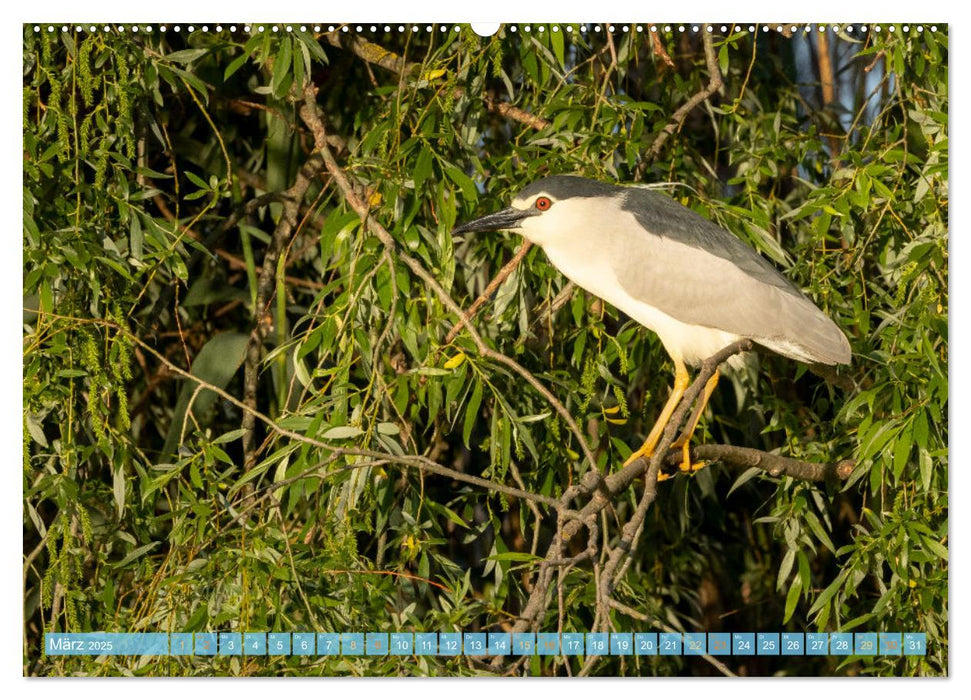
left=622, top=189, right=803, bottom=296
left=615, top=190, right=850, bottom=365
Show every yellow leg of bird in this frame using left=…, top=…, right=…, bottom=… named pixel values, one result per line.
left=624, top=359, right=690, bottom=467
left=671, top=369, right=720, bottom=472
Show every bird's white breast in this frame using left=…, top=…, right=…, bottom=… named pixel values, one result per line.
left=521, top=197, right=742, bottom=366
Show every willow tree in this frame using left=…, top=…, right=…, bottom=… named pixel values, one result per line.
left=24, top=22, right=947, bottom=676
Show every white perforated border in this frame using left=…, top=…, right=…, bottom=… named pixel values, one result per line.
left=27, top=23, right=944, bottom=36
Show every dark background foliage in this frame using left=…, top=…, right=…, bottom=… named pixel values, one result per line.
left=23, top=22, right=947, bottom=676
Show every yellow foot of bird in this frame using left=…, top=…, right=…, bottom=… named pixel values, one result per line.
left=656, top=459, right=708, bottom=482
left=671, top=440, right=709, bottom=474
left=680, top=460, right=710, bottom=473
left=623, top=445, right=653, bottom=467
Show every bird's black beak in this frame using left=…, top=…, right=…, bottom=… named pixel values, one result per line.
left=451, top=207, right=531, bottom=235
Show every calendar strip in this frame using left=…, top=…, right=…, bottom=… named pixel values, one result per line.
left=44, top=631, right=926, bottom=657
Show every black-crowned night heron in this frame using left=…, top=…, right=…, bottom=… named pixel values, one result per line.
left=453, top=175, right=851, bottom=471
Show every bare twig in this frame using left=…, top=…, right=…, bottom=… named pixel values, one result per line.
left=324, top=30, right=550, bottom=131
left=636, top=30, right=724, bottom=178
left=298, top=85, right=601, bottom=478
left=532, top=281, right=577, bottom=329
left=241, top=153, right=326, bottom=468
left=498, top=339, right=856, bottom=674
left=444, top=241, right=533, bottom=347
left=599, top=343, right=748, bottom=606
left=650, top=29, right=676, bottom=68
left=482, top=93, right=551, bottom=130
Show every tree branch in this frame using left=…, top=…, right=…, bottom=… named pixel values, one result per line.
left=323, top=30, right=551, bottom=131
left=496, top=339, right=853, bottom=673
left=635, top=30, right=724, bottom=178
left=241, top=153, right=326, bottom=468
left=661, top=444, right=855, bottom=483
left=443, top=241, right=533, bottom=347
left=298, top=84, right=601, bottom=478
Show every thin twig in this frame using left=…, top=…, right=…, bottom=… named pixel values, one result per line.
left=241, top=153, right=326, bottom=467
left=444, top=241, right=533, bottom=346
left=636, top=30, right=724, bottom=178
left=504, top=342, right=757, bottom=662
left=650, top=29, right=676, bottom=68
left=324, top=31, right=550, bottom=131
left=298, top=85, right=601, bottom=478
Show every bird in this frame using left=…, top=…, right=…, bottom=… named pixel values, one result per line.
left=452, top=175, right=851, bottom=472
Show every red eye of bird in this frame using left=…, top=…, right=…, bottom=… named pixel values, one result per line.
left=535, top=197, right=552, bottom=211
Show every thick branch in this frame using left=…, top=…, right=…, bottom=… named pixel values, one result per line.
left=661, top=444, right=855, bottom=483
left=502, top=340, right=853, bottom=673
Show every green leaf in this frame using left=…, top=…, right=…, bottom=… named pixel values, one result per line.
left=111, top=542, right=160, bottom=569
left=167, top=65, right=210, bottom=100
left=550, top=27, right=565, bottom=67
left=113, top=466, right=126, bottom=518
left=921, top=536, right=948, bottom=561
left=727, top=466, right=762, bottom=496
left=161, top=333, right=250, bottom=457
left=892, top=423, right=913, bottom=481
left=322, top=425, right=364, bottom=440
left=214, top=429, right=246, bottom=445
left=444, top=165, right=477, bottom=203
left=224, top=53, right=251, bottom=81
left=462, top=380, right=483, bottom=448
left=184, top=170, right=210, bottom=191
left=164, top=48, right=209, bottom=64
left=808, top=570, right=847, bottom=617
left=271, top=38, right=293, bottom=97
left=414, top=146, right=433, bottom=191
left=129, top=213, right=143, bottom=261
left=918, top=448, right=933, bottom=492
left=913, top=409, right=929, bottom=449
left=25, top=414, right=48, bottom=448
left=777, top=548, right=796, bottom=591
left=804, top=511, right=837, bottom=555
left=783, top=577, right=802, bottom=623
